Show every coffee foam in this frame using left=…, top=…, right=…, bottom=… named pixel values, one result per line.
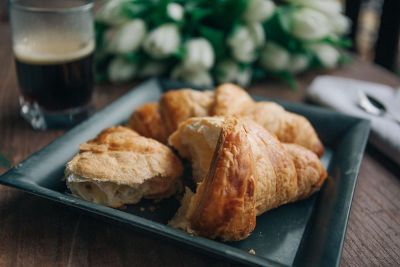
left=14, top=37, right=94, bottom=64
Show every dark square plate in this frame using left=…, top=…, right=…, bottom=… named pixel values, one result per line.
left=0, top=79, right=370, bottom=267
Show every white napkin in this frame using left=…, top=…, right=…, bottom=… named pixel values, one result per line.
left=307, top=75, right=400, bottom=165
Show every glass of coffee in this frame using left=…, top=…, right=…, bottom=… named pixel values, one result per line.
left=10, top=0, right=94, bottom=129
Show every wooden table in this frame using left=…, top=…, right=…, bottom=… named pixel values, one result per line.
left=1, top=21, right=399, bottom=267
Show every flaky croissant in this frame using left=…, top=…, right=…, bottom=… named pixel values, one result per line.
left=65, top=127, right=183, bottom=208
left=128, top=84, right=324, bottom=156
left=128, top=89, right=214, bottom=143
left=212, top=84, right=324, bottom=156
left=169, top=117, right=327, bottom=241
left=128, top=102, right=169, bottom=144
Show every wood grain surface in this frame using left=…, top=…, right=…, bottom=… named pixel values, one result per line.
left=0, top=21, right=399, bottom=267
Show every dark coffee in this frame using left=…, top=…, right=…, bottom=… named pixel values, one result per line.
left=14, top=42, right=94, bottom=111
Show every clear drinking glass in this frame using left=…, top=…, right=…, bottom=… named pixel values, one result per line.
left=10, top=0, right=94, bottom=129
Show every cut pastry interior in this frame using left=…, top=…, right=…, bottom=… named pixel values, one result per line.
left=65, top=127, right=183, bottom=208
left=169, top=117, right=327, bottom=240
left=168, top=117, right=223, bottom=182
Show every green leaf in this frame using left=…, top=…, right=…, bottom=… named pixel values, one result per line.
left=94, top=21, right=109, bottom=51
left=252, top=67, right=267, bottom=81
left=322, top=36, right=352, bottom=48
left=121, top=52, right=155, bottom=66
left=173, top=46, right=185, bottom=60
left=121, top=0, right=154, bottom=19
left=199, top=26, right=226, bottom=59
left=276, top=72, right=298, bottom=90
left=191, top=8, right=213, bottom=23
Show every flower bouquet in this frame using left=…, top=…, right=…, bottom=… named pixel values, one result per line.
left=95, top=0, right=351, bottom=87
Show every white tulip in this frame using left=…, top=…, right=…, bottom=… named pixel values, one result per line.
left=228, top=25, right=257, bottom=63
left=288, top=54, right=309, bottom=74
left=260, top=43, right=290, bottom=71
left=167, top=3, right=184, bottom=21
left=96, top=0, right=129, bottom=25
left=284, top=0, right=342, bottom=15
left=106, top=20, right=147, bottom=54
left=108, top=57, right=137, bottom=83
left=171, top=65, right=213, bottom=87
left=329, top=13, right=351, bottom=35
left=308, top=44, right=340, bottom=68
left=243, top=0, right=276, bottom=23
left=248, top=23, right=266, bottom=47
left=143, top=24, right=181, bottom=59
left=289, top=8, right=331, bottom=41
left=138, top=61, right=166, bottom=78
left=216, top=59, right=252, bottom=86
left=183, top=38, right=215, bottom=72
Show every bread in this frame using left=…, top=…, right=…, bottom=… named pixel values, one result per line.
left=128, top=102, right=168, bottom=143
left=65, top=126, right=183, bottom=208
left=240, top=102, right=324, bottom=157
left=128, top=84, right=324, bottom=156
left=212, top=84, right=324, bottom=156
left=169, top=117, right=257, bottom=241
left=128, top=89, right=214, bottom=143
left=168, top=117, right=223, bottom=183
left=211, top=83, right=253, bottom=116
left=169, top=117, right=327, bottom=240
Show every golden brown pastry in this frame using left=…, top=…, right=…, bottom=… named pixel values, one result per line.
left=128, top=102, right=168, bottom=143
left=65, top=126, right=183, bottom=208
left=169, top=117, right=257, bottom=241
left=169, top=117, right=327, bottom=240
left=159, top=89, right=214, bottom=135
left=128, top=89, right=214, bottom=143
left=240, top=102, right=324, bottom=157
left=212, top=84, right=324, bottom=156
left=211, top=83, right=253, bottom=116
left=128, top=84, right=324, bottom=156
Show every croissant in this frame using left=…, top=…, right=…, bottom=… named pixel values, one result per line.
left=65, top=126, right=183, bottom=208
left=159, top=89, right=215, bottom=136
left=127, top=102, right=168, bottom=143
left=211, top=83, right=253, bottom=116
left=212, top=84, right=324, bottom=156
left=128, top=89, right=214, bottom=143
left=169, top=117, right=327, bottom=240
left=128, top=84, right=324, bottom=156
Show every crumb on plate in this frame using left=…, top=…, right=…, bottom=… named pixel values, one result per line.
left=248, top=249, right=256, bottom=255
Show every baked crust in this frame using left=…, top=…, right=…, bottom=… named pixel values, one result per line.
left=128, top=102, right=168, bottom=143
left=169, top=117, right=327, bottom=240
left=241, top=102, right=325, bottom=157
left=128, top=84, right=324, bottom=156
left=160, top=89, right=214, bottom=136
left=212, top=83, right=254, bottom=116
left=66, top=126, right=183, bottom=207
left=283, top=143, right=328, bottom=200
left=170, top=118, right=256, bottom=241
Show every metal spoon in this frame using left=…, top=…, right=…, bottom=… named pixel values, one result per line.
left=357, top=90, right=400, bottom=124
